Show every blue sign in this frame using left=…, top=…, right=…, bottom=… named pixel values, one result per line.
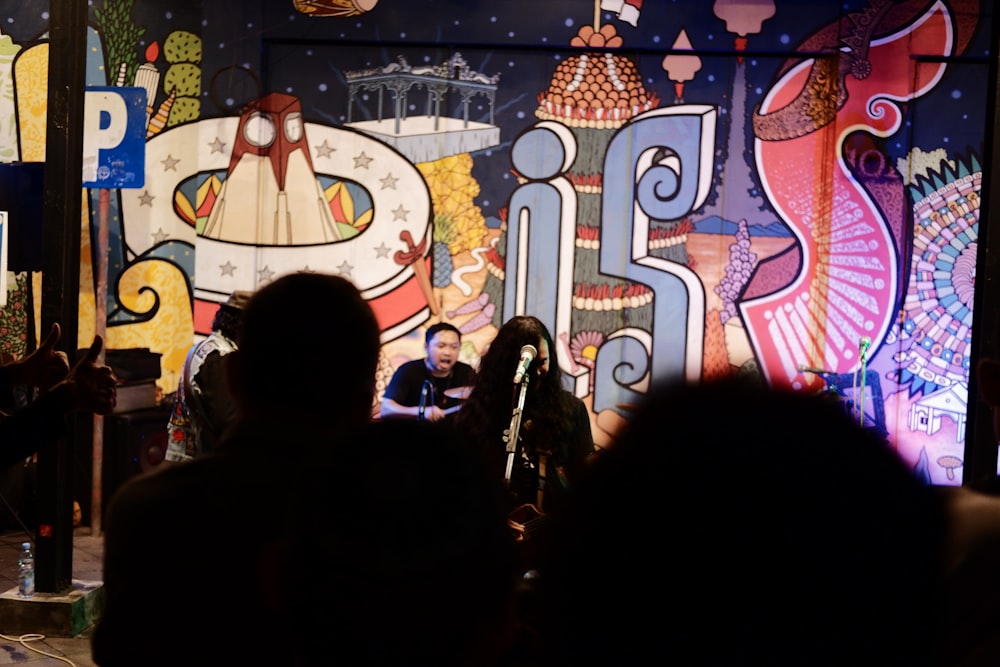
left=82, top=87, right=147, bottom=189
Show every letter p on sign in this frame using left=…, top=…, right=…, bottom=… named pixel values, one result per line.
left=82, top=87, right=147, bottom=189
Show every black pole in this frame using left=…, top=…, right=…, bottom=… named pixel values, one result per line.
left=964, top=8, right=1000, bottom=491
left=37, top=0, right=88, bottom=593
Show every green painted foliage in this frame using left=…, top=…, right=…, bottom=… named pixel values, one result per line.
left=163, top=30, right=202, bottom=64
left=168, top=96, right=200, bottom=126
left=164, top=63, right=201, bottom=98
left=94, top=0, right=145, bottom=85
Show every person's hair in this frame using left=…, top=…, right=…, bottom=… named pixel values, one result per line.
left=211, top=304, right=243, bottom=340
left=425, top=322, right=461, bottom=345
left=456, top=315, right=574, bottom=456
left=233, top=273, right=380, bottom=420
left=534, top=376, right=947, bottom=665
left=212, top=290, right=253, bottom=339
left=284, top=419, right=520, bottom=665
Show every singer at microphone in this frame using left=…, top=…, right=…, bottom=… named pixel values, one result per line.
left=450, top=315, right=595, bottom=518
left=513, top=344, right=537, bottom=384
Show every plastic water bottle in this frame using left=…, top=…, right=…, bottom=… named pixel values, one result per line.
left=17, top=541, right=34, bottom=598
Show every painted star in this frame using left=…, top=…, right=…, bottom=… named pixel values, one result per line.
left=220, top=261, right=237, bottom=277
left=392, top=204, right=410, bottom=221
left=353, top=152, right=373, bottom=169
left=209, top=137, right=227, bottom=154
left=161, top=155, right=180, bottom=171
left=258, top=266, right=275, bottom=283
left=379, top=173, right=398, bottom=190
left=374, top=242, right=391, bottom=258
left=138, top=191, right=155, bottom=207
left=315, top=140, right=336, bottom=158
left=152, top=228, right=169, bottom=244
left=336, top=261, right=354, bottom=278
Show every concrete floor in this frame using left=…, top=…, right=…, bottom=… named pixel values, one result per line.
left=0, top=527, right=102, bottom=667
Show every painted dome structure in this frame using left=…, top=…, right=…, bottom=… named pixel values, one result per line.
left=487, top=24, right=685, bottom=370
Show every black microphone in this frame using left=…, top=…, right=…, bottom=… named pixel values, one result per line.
left=513, top=344, right=537, bottom=384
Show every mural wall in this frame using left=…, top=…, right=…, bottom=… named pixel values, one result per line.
left=0, top=0, right=991, bottom=485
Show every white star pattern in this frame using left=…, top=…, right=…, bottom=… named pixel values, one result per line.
left=353, top=152, right=373, bottom=169
left=315, top=140, right=336, bottom=158
left=142, top=118, right=433, bottom=307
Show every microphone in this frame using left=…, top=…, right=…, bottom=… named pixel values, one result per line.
left=512, top=344, right=537, bottom=384
left=859, top=336, right=872, bottom=354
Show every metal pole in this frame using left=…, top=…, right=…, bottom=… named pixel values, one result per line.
left=38, top=0, right=87, bottom=593
left=91, top=189, right=109, bottom=534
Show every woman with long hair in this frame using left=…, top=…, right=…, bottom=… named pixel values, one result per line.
left=455, top=316, right=594, bottom=517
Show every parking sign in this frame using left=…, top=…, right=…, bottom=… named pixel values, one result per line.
left=82, top=87, right=147, bottom=189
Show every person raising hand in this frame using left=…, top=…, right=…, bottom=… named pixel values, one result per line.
left=0, top=327, right=117, bottom=469
left=0, top=322, right=71, bottom=392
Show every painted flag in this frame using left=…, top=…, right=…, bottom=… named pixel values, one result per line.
left=601, top=0, right=642, bottom=27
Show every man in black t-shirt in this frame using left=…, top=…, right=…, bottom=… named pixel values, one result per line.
left=380, top=322, right=476, bottom=423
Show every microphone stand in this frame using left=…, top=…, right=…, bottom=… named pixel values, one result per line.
left=418, top=379, right=432, bottom=421
left=857, top=344, right=869, bottom=428
left=503, top=374, right=530, bottom=486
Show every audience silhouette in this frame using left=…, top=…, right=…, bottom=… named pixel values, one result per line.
left=933, top=356, right=1000, bottom=667
left=89, top=279, right=1000, bottom=667
left=271, top=419, right=527, bottom=666
left=531, top=377, right=947, bottom=666
left=92, top=273, right=381, bottom=667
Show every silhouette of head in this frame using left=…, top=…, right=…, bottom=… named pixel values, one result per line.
left=536, top=377, right=947, bottom=666
left=228, top=272, right=380, bottom=428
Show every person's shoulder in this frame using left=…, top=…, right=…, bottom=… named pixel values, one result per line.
left=390, top=358, right=427, bottom=378
left=562, top=391, right=592, bottom=427
left=103, top=462, right=201, bottom=537
left=193, top=330, right=237, bottom=356
left=560, top=390, right=586, bottom=410
left=109, top=455, right=229, bottom=508
left=454, top=361, right=476, bottom=378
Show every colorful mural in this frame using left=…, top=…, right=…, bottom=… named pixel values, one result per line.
left=0, top=0, right=991, bottom=484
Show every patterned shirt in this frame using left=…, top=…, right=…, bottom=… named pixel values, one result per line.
left=165, top=330, right=238, bottom=462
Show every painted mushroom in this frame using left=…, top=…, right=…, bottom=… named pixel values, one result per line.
left=936, top=455, right=964, bottom=481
